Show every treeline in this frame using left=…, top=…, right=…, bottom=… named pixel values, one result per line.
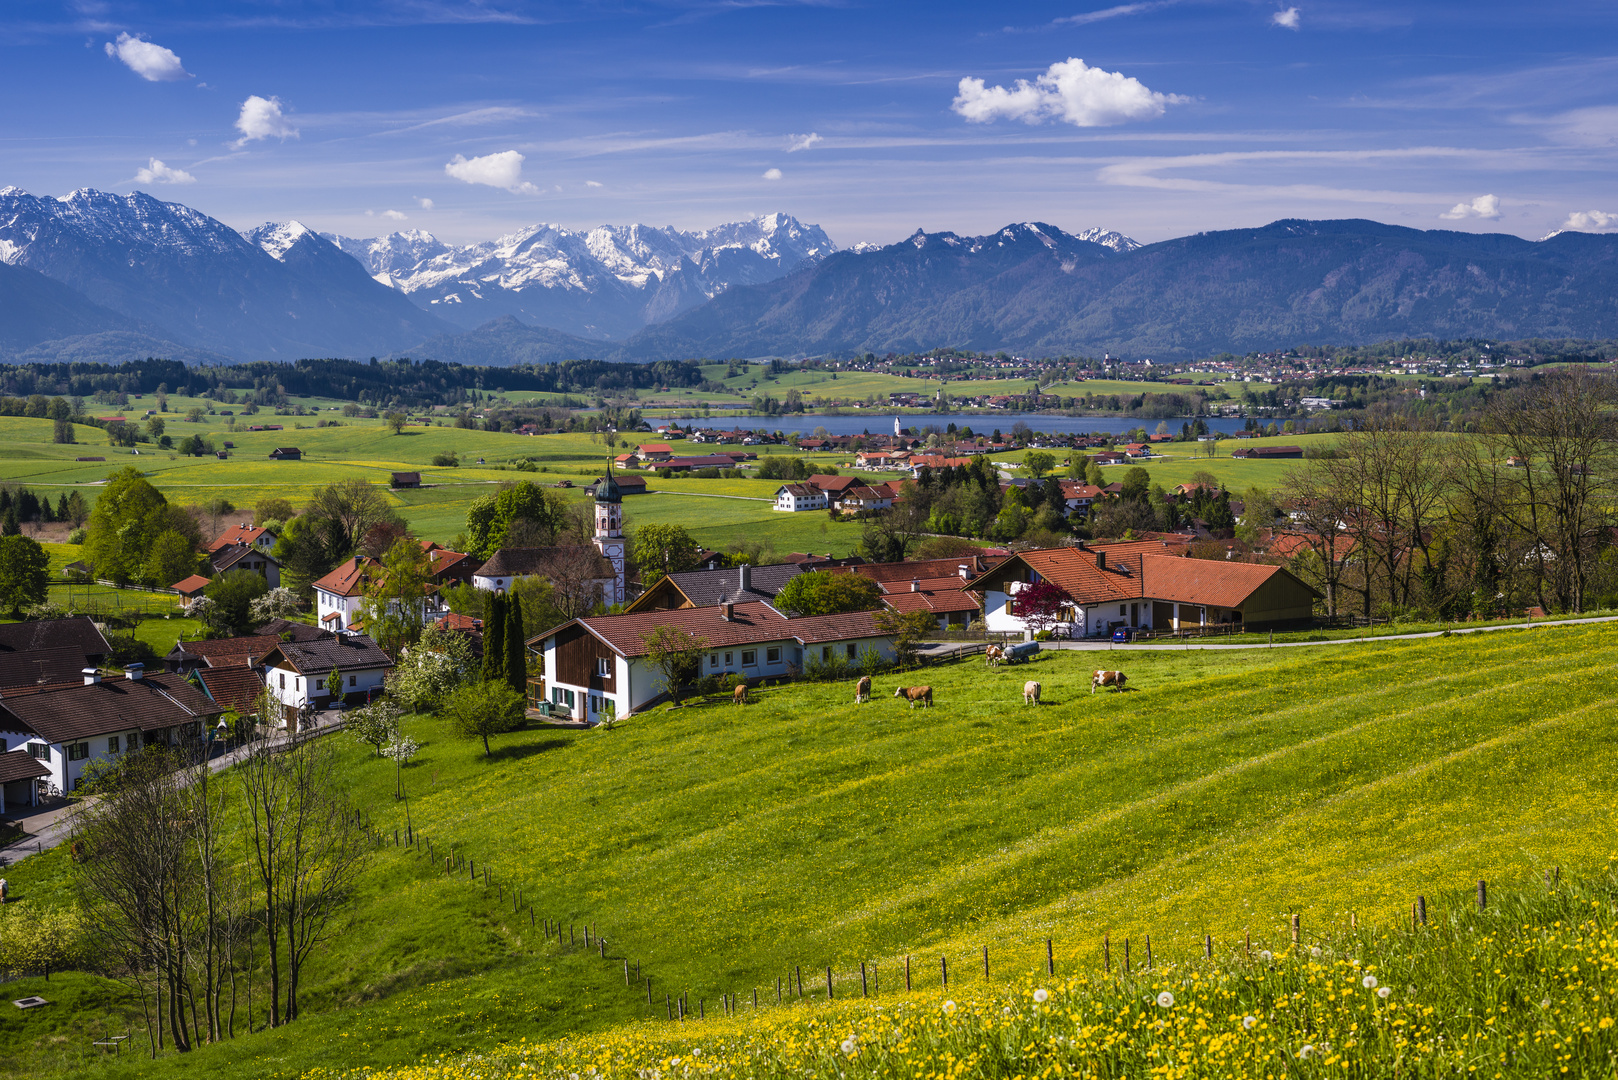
left=0, top=357, right=710, bottom=410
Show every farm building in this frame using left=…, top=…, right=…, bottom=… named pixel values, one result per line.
left=1230, top=445, right=1303, bottom=459
left=268, top=447, right=302, bottom=460
left=0, top=617, right=112, bottom=693
left=531, top=602, right=896, bottom=722
left=624, top=562, right=806, bottom=613
left=210, top=541, right=281, bottom=588
left=774, top=483, right=828, bottom=512
left=171, top=574, right=212, bottom=602
left=967, top=542, right=1320, bottom=638
left=391, top=471, right=422, bottom=488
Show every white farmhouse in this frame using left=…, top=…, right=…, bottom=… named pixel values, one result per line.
left=260, top=634, right=393, bottom=728
left=774, top=483, right=828, bottom=512
left=531, top=602, right=895, bottom=722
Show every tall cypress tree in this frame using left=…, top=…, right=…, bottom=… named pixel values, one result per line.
left=505, top=593, right=526, bottom=694
left=482, top=592, right=507, bottom=684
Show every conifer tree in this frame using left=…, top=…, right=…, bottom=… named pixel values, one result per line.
left=482, top=592, right=507, bottom=684
left=505, top=593, right=526, bottom=695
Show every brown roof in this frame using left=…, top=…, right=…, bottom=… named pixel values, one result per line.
left=808, top=474, right=859, bottom=494
left=194, top=665, right=265, bottom=715
left=255, top=618, right=333, bottom=642
left=211, top=543, right=279, bottom=574
left=391, top=472, right=421, bottom=484
left=169, top=634, right=281, bottom=667
left=839, top=556, right=992, bottom=585
left=967, top=546, right=1318, bottom=609
left=534, top=601, right=889, bottom=659
left=312, top=555, right=381, bottom=598
left=0, top=647, right=92, bottom=690
left=0, top=749, right=50, bottom=785
left=261, top=634, right=393, bottom=676
left=477, top=547, right=614, bottom=580
left=172, top=574, right=213, bottom=595
left=879, top=578, right=982, bottom=615
left=1137, top=557, right=1305, bottom=609
left=208, top=524, right=270, bottom=554
left=0, top=616, right=110, bottom=660
left=0, top=673, right=221, bottom=743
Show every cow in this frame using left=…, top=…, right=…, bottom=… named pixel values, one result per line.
left=1091, top=670, right=1128, bottom=694
left=985, top=645, right=1004, bottom=669
left=894, top=685, right=933, bottom=708
left=733, top=683, right=749, bottom=706
left=855, top=675, right=872, bottom=704
left=1023, top=680, right=1041, bottom=705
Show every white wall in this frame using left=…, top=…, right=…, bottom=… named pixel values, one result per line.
left=1, top=725, right=144, bottom=795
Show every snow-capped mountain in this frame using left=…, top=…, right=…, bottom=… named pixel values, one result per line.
left=1076, top=227, right=1141, bottom=253
left=0, top=188, right=449, bottom=361
left=314, top=212, right=838, bottom=339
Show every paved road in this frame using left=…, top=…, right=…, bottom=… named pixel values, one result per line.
left=0, top=711, right=346, bottom=869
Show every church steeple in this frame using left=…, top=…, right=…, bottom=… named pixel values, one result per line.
left=593, top=458, right=626, bottom=603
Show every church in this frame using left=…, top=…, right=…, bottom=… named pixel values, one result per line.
left=469, top=465, right=627, bottom=607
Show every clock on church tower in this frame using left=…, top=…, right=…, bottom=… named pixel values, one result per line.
left=593, top=463, right=626, bottom=605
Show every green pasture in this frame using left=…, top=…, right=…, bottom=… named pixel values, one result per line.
left=3, top=626, right=1614, bottom=1078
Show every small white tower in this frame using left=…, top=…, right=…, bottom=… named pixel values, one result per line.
left=894, top=415, right=901, bottom=437
left=593, top=462, right=626, bottom=605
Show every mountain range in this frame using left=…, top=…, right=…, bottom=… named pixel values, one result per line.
left=2, top=186, right=1617, bottom=366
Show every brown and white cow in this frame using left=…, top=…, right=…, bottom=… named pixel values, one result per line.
left=854, top=675, right=872, bottom=703
left=1023, top=680, right=1041, bottom=705
left=1091, top=670, right=1128, bottom=694
left=985, top=645, right=1004, bottom=669
left=733, top=683, right=749, bottom=705
left=894, top=685, right=933, bottom=708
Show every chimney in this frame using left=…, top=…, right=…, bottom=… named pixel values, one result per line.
left=125, top=663, right=144, bottom=681
left=720, top=601, right=734, bottom=621
left=958, top=563, right=970, bottom=581
left=738, top=563, right=750, bottom=593
left=910, top=578, right=920, bottom=593
left=1095, top=550, right=1107, bottom=570
left=83, top=667, right=100, bottom=685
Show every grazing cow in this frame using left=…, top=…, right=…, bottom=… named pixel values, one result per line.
left=1023, top=680, right=1041, bottom=705
left=894, top=685, right=933, bottom=708
left=855, top=675, right=872, bottom=703
left=985, top=645, right=1004, bottom=669
left=733, top=683, right=749, bottom=706
left=1091, top=670, right=1128, bottom=694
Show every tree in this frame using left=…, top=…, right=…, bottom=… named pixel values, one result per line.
left=52, top=417, right=75, bottom=445
left=639, top=625, right=707, bottom=707
left=277, top=481, right=402, bottom=594
left=1023, top=450, right=1055, bottom=478
left=386, top=621, right=475, bottom=713
left=1014, top=579, right=1073, bottom=637
left=255, top=497, right=296, bottom=526
left=384, top=411, right=408, bottom=434
left=633, top=523, right=701, bottom=587
left=873, top=608, right=936, bottom=668
left=859, top=492, right=928, bottom=563
left=347, top=699, right=401, bottom=757
left=443, top=680, right=524, bottom=757
left=249, top=587, right=303, bottom=623
left=146, top=529, right=202, bottom=589
left=86, top=468, right=171, bottom=584
left=482, top=591, right=507, bottom=683
left=464, top=481, right=569, bottom=558
left=505, top=592, right=527, bottom=694
left=362, top=538, right=432, bottom=656
left=1120, top=467, right=1152, bottom=501
left=0, top=534, right=49, bottom=617
left=774, top=571, right=881, bottom=616
left=203, top=570, right=270, bottom=637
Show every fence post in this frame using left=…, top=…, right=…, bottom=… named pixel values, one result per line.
left=777, top=976, right=782, bottom=1004
left=861, top=961, right=868, bottom=997
left=826, top=966, right=833, bottom=1000
left=1145, top=936, right=1152, bottom=970
left=796, top=966, right=802, bottom=997
left=753, top=987, right=758, bottom=1009
left=1291, top=914, right=1300, bottom=946
left=1103, top=933, right=1110, bottom=973
left=1205, top=934, right=1212, bottom=960
left=1123, top=938, right=1129, bottom=973
left=941, top=956, right=948, bottom=988
left=1417, top=895, right=1427, bottom=925
left=905, top=955, right=911, bottom=991
left=983, top=945, right=989, bottom=981
left=1478, top=880, right=1487, bottom=911
left=1046, top=938, right=1054, bottom=976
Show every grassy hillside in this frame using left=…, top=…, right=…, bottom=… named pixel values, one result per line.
left=2, top=625, right=1614, bottom=1078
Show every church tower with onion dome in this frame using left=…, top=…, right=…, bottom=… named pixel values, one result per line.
left=593, top=460, right=626, bottom=604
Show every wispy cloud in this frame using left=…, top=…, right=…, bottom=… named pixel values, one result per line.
left=133, top=157, right=195, bottom=184
left=417, top=197, right=435, bottom=209
left=445, top=149, right=539, bottom=193
left=233, top=95, right=298, bottom=147
left=104, top=32, right=192, bottom=81
left=953, top=58, right=1188, bottom=128
left=787, top=132, right=822, bottom=152
left=1054, top=2, right=1177, bottom=28
left=1440, top=194, right=1500, bottom=220
left=1271, top=7, right=1301, bottom=30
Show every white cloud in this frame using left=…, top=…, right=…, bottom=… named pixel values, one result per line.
left=1055, top=2, right=1176, bottom=27
left=133, top=158, right=195, bottom=185
left=585, top=180, right=603, bottom=188
left=1440, top=194, right=1501, bottom=220
left=952, top=57, right=1187, bottom=128
left=233, top=95, right=298, bottom=147
left=1562, top=210, right=1617, bottom=231
left=445, top=150, right=539, bottom=193
left=103, top=32, right=191, bottom=82
left=1271, top=7, right=1301, bottom=30
left=762, top=167, right=783, bottom=180
left=787, top=132, right=822, bottom=152
left=417, top=197, right=435, bottom=210
left=382, top=209, right=408, bottom=220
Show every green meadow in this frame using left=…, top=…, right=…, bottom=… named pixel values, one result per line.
left=3, top=624, right=1614, bottom=1078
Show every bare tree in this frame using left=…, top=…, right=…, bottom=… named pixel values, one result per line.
left=540, top=543, right=613, bottom=619
left=1481, top=367, right=1618, bottom=612
left=1278, top=464, right=1357, bottom=617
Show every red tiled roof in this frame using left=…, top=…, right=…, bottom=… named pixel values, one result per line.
left=194, top=665, right=265, bottom=714
left=1137, top=556, right=1299, bottom=608
left=807, top=474, right=858, bottom=493
left=172, top=574, right=213, bottom=595
left=170, top=634, right=282, bottom=667
left=312, top=555, right=380, bottom=598
left=840, top=556, right=991, bottom=585
left=536, top=601, right=888, bottom=658
left=879, top=579, right=982, bottom=615
left=208, top=523, right=270, bottom=554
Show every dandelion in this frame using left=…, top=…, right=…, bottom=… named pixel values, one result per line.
left=1156, top=991, right=1175, bottom=1008
left=1541, top=998, right=1552, bottom=1009
left=1259, top=950, right=1273, bottom=963
left=1377, top=986, right=1391, bottom=999
left=1363, top=975, right=1378, bottom=989
left=942, top=1000, right=956, bottom=1015
left=1242, top=1015, right=1258, bottom=1030
left=1033, top=988, right=1049, bottom=1003
left=840, top=1038, right=857, bottom=1055
left=1310, top=946, right=1321, bottom=958
left=1298, top=1044, right=1316, bottom=1060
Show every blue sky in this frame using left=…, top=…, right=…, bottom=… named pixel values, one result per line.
left=3, top=1, right=1616, bottom=247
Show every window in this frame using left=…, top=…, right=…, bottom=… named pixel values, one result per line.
left=741, top=650, right=756, bottom=666
left=552, top=687, right=575, bottom=708
left=710, top=654, right=719, bottom=668
left=349, top=675, right=357, bottom=687
left=596, top=657, right=610, bottom=677
left=1119, top=605, right=1126, bottom=615
left=68, top=742, right=89, bottom=761
left=724, top=652, right=733, bottom=666
left=279, top=673, right=286, bottom=689
left=108, top=735, right=120, bottom=754
left=822, top=646, right=832, bottom=662
left=846, top=643, right=858, bottom=659
left=766, top=647, right=781, bottom=664
left=27, top=742, right=49, bottom=760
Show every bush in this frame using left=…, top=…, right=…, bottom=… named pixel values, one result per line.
left=432, top=451, right=459, bottom=467
left=803, top=653, right=851, bottom=682
left=1034, top=629, right=1055, bottom=641
left=856, top=647, right=891, bottom=678
left=67, top=527, right=87, bottom=545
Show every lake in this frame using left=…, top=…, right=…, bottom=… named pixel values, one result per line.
left=645, top=412, right=1256, bottom=438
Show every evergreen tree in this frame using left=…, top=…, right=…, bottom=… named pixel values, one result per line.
left=2, top=505, right=18, bottom=537
left=482, top=592, right=507, bottom=684
left=505, top=593, right=526, bottom=694
left=55, top=494, right=69, bottom=523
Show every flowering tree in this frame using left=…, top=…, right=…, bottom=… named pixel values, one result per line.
left=386, top=622, right=475, bottom=713
left=249, top=587, right=303, bottom=624
left=347, top=700, right=401, bottom=757
left=1013, top=580, right=1073, bottom=638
